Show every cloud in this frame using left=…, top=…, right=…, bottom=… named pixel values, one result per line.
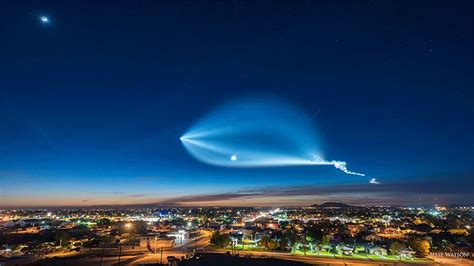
left=86, top=191, right=126, bottom=195
left=4, top=174, right=471, bottom=208
left=157, top=193, right=258, bottom=205
left=126, top=194, right=147, bottom=198
left=152, top=179, right=474, bottom=206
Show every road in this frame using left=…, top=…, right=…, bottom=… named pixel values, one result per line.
left=428, top=255, right=473, bottom=266
left=203, top=249, right=440, bottom=266
left=130, top=232, right=211, bottom=265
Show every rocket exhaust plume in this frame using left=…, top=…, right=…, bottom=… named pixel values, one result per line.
left=180, top=97, right=365, bottom=176
left=309, top=157, right=365, bottom=176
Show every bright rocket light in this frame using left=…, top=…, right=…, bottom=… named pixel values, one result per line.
left=40, top=16, right=50, bottom=23
left=180, top=97, right=365, bottom=176
left=369, top=178, right=380, bottom=184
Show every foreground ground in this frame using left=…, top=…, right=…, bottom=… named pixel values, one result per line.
left=2, top=233, right=473, bottom=266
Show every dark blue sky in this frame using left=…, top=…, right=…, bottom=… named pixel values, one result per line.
left=1, top=0, right=473, bottom=207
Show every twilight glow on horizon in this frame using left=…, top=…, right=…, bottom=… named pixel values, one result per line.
left=0, top=1, right=473, bottom=208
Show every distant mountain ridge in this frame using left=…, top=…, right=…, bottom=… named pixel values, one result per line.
left=310, top=202, right=352, bottom=208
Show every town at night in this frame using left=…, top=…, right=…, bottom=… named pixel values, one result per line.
left=1, top=204, right=473, bottom=265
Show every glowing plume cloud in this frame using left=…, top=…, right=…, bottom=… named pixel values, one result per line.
left=180, top=97, right=365, bottom=176
left=369, top=178, right=380, bottom=184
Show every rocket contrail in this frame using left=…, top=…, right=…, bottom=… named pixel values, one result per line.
left=331, top=161, right=365, bottom=176
left=309, top=157, right=365, bottom=176
left=180, top=97, right=366, bottom=177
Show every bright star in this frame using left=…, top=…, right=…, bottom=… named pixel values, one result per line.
left=230, top=154, right=238, bottom=161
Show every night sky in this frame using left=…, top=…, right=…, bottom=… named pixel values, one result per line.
left=1, top=0, right=473, bottom=207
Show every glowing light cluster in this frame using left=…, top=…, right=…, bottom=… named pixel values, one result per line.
left=369, top=178, right=380, bottom=184
left=180, top=97, right=365, bottom=176
left=40, top=16, right=50, bottom=23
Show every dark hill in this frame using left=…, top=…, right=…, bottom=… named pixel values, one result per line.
left=310, top=202, right=352, bottom=208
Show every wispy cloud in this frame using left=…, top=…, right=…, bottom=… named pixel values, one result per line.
left=157, top=193, right=258, bottom=205
left=126, top=194, right=147, bottom=198
left=2, top=175, right=471, bottom=208
left=86, top=191, right=126, bottom=195
left=152, top=179, right=474, bottom=206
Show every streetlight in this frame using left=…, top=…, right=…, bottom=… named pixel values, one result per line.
left=118, top=222, right=133, bottom=265
left=117, top=239, right=122, bottom=266
left=125, top=223, right=134, bottom=248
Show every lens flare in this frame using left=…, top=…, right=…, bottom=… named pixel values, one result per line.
left=181, top=97, right=364, bottom=176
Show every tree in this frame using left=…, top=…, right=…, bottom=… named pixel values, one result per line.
left=210, top=231, right=220, bottom=246
left=267, top=240, right=279, bottom=250
left=467, top=232, right=474, bottom=247
left=242, top=238, right=251, bottom=249
left=413, top=223, right=432, bottom=233
left=259, top=234, right=270, bottom=249
left=133, top=221, right=148, bottom=235
left=306, top=235, right=316, bottom=253
left=211, top=231, right=231, bottom=248
left=284, top=229, right=299, bottom=251
left=300, top=235, right=309, bottom=255
left=55, top=231, right=72, bottom=247
left=279, top=235, right=289, bottom=251
left=335, top=244, right=343, bottom=255
left=389, top=241, right=406, bottom=255
left=410, top=239, right=430, bottom=257
left=83, top=238, right=100, bottom=250
left=97, top=218, right=111, bottom=228
left=306, top=227, right=324, bottom=242
left=322, top=235, right=331, bottom=245
left=71, top=224, right=90, bottom=239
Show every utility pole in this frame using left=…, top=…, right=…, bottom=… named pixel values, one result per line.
left=160, top=246, right=163, bottom=264
left=99, top=239, right=106, bottom=266
left=232, top=239, right=235, bottom=255
left=117, top=244, right=122, bottom=265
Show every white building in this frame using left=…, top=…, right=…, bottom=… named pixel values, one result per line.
left=167, top=230, right=189, bottom=240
